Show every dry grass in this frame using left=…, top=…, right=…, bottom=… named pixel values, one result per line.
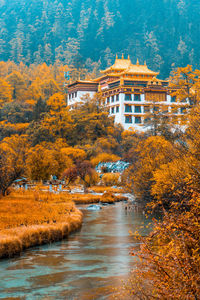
left=0, top=191, right=83, bottom=259
left=89, top=186, right=124, bottom=194
left=67, top=193, right=102, bottom=204
left=68, top=192, right=128, bottom=204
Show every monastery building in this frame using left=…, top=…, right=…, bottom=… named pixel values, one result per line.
left=67, top=55, right=188, bottom=131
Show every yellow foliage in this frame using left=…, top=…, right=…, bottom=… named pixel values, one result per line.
left=61, top=147, right=86, bottom=161
left=0, top=78, right=13, bottom=107
left=26, top=143, right=73, bottom=180
left=121, top=128, right=137, bottom=138
left=102, top=173, right=120, bottom=186
left=126, top=136, right=175, bottom=202
left=128, top=196, right=200, bottom=299
left=94, top=136, right=119, bottom=153
left=91, top=153, right=120, bottom=166
left=151, top=157, right=192, bottom=201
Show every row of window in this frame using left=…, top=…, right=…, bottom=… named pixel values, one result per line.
left=124, top=115, right=187, bottom=125
left=107, top=94, right=179, bottom=103
left=125, top=94, right=141, bottom=101
left=110, top=105, right=187, bottom=115
left=125, top=116, right=142, bottom=124
left=68, top=92, right=77, bottom=99
left=110, top=106, right=119, bottom=114
left=124, top=94, right=179, bottom=102
left=125, top=105, right=142, bottom=113
left=107, top=94, right=119, bottom=103
left=124, top=105, right=187, bottom=114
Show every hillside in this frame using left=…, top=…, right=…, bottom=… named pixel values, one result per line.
left=0, top=0, right=200, bottom=77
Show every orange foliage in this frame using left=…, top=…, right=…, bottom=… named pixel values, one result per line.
left=101, top=173, right=120, bottom=186
left=127, top=196, right=200, bottom=299
left=91, top=153, right=120, bottom=166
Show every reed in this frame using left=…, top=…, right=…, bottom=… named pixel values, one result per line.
left=0, top=191, right=83, bottom=259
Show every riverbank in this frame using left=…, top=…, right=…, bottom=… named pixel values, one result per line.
left=0, top=191, right=83, bottom=259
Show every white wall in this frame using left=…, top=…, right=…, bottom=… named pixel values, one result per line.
left=68, top=91, right=96, bottom=106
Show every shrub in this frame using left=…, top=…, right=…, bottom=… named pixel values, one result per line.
left=100, top=191, right=116, bottom=203
left=91, top=153, right=120, bottom=166
left=102, top=172, right=120, bottom=186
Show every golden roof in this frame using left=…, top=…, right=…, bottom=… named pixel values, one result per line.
left=101, top=55, right=131, bottom=73
left=101, top=55, right=159, bottom=77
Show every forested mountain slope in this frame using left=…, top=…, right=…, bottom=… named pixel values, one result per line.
left=0, top=0, right=199, bottom=78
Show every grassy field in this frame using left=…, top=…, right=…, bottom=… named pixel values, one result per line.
left=0, top=191, right=83, bottom=259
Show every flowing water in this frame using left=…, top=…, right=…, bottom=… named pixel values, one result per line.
left=0, top=202, right=151, bottom=300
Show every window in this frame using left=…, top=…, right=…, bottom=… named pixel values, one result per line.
left=111, top=107, right=115, bottom=114
left=116, top=106, right=119, bottom=113
left=107, top=97, right=110, bottom=104
left=69, top=94, right=71, bottom=99
left=134, top=106, right=141, bottom=113
left=75, top=92, right=77, bottom=97
left=125, top=116, right=132, bottom=123
left=125, top=94, right=132, bottom=101
left=111, top=96, right=114, bottom=102
left=116, top=94, right=119, bottom=101
left=72, top=93, right=74, bottom=98
left=125, top=105, right=132, bottom=112
left=135, top=117, right=142, bottom=124
left=171, top=96, right=176, bottom=102
left=134, top=94, right=141, bottom=101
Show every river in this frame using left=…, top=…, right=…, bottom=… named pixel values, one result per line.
left=0, top=202, right=151, bottom=300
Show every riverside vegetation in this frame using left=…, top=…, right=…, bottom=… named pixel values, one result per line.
left=0, top=62, right=200, bottom=298
left=0, top=191, right=83, bottom=259
left=119, top=68, right=200, bottom=299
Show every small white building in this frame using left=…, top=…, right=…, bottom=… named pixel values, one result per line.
left=67, top=55, right=189, bottom=131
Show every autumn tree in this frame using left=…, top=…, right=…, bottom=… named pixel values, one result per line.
left=76, top=160, right=98, bottom=192
left=169, top=65, right=200, bottom=106
left=0, top=135, right=28, bottom=196
left=0, top=78, right=13, bottom=108
left=61, top=167, right=78, bottom=189
left=124, top=136, right=175, bottom=204
left=43, top=93, right=74, bottom=140
left=62, top=160, right=98, bottom=192
left=70, top=94, right=117, bottom=145
left=26, top=140, right=73, bottom=181
left=127, top=195, right=200, bottom=300
left=6, top=71, right=27, bottom=102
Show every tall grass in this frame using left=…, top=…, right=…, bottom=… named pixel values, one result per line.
left=0, top=191, right=83, bottom=259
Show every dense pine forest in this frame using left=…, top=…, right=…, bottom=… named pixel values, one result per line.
left=1, top=0, right=200, bottom=78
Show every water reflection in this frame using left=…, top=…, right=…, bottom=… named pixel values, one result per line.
left=0, top=202, right=150, bottom=299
